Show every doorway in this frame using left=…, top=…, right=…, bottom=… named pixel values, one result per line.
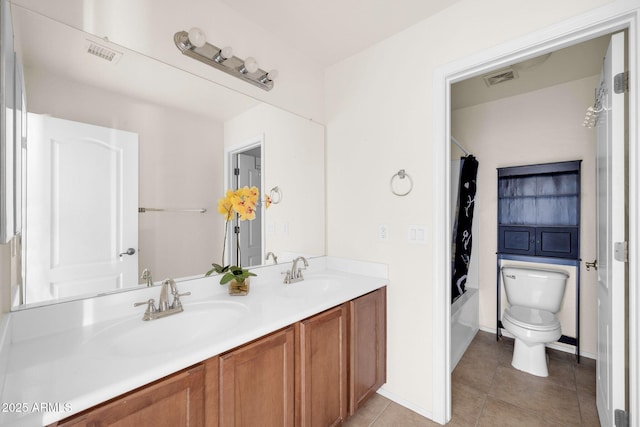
left=432, top=5, right=638, bottom=426
left=226, top=138, right=264, bottom=268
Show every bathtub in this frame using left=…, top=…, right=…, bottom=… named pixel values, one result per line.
left=451, top=287, right=479, bottom=371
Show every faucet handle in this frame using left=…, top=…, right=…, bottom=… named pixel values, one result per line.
left=171, top=291, right=191, bottom=309
left=282, top=270, right=292, bottom=284
left=134, top=298, right=157, bottom=313
left=140, top=269, right=153, bottom=287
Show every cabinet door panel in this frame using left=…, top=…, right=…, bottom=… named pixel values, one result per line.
left=54, top=365, right=204, bottom=427
left=204, top=356, right=219, bottom=427
left=536, top=227, right=579, bottom=258
left=219, top=327, right=294, bottom=427
left=498, top=226, right=535, bottom=255
left=297, top=304, right=348, bottom=427
left=349, top=288, right=386, bottom=415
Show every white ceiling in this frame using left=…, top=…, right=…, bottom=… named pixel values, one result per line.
left=12, top=0, right=612, bottom=118
left=452, top=36, right=611, bottom=110
left=218, top=0, right=465, bottom=67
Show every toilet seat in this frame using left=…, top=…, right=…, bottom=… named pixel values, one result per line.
left=503, top=306, right=560, bottom=332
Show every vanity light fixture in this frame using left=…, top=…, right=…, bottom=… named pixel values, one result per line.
left=174, top=27, right=277, bottom=91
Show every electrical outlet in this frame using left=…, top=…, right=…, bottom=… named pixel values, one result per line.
left=378, top=224, right=389, bottom=241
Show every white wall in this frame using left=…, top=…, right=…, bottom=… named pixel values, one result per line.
left=452, top=76, right=599, bottom=356
left=224, top=103, right=325, bottom=261
left=324, top=0, right=612, bottom=415
left=25, top=68, right=224, bottom=289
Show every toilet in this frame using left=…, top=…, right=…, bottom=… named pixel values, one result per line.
left=501, top=266, right=569, bottom=377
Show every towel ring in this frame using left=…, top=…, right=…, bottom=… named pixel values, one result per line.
left=390, top=169, right=413, bottom=196
left=269, top=186, right=282, bottom=204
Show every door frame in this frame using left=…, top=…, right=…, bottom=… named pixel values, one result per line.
left=224, top=135, right=265, bottom=267
left=432, top=3, right=639, bottom=425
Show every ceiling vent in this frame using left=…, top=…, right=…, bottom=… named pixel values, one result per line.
left=85, top=40, right=123, bottom=64
left=483, top=68, right=518, bottom=87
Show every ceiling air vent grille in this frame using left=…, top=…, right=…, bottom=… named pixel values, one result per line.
left=483, top=68, right=518, bottom=87
left=86, top=41, right=123, bottom=63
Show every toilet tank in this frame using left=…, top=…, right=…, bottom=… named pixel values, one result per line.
left=502, top=266, right=569, bottom=313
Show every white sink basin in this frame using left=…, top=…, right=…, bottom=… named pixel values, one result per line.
left=87, top=300, right=249, bottom=357
left=277, top=276, right=342, bottom=298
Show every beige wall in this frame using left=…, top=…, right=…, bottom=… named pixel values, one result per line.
left=452, top=76, right=599, bottom=356
left=224, top=104, right=326, bottom=260
left=325, top=0, right=612, bottom=414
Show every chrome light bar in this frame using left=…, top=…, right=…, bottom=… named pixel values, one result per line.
left=174, top=30, right=275, bottom=91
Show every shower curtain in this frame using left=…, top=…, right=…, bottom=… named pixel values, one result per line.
left=452, top=155, right=478, bottom=303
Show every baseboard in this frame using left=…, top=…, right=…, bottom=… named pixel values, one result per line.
left=376, top=387, right=436, bottom=423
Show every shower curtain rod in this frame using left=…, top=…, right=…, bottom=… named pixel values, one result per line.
left=451, top=136, right=471, bottom=156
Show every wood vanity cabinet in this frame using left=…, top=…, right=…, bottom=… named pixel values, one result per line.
left=349, top=287, right=387, bottom=415
left=51, top=364, right=204, bottom=427
left=47, top=287, right=387, bottom=427
left=296, top=303, right=349, bottom=426
left=218, top=326, right=295, bottom=427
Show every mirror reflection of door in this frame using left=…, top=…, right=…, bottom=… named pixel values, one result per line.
left=24, top=114, right=139, bottom=304
left=232, top=146, right=262, bottom=267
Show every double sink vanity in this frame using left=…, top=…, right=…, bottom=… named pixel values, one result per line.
left=0, top=257, right=388, bottom=426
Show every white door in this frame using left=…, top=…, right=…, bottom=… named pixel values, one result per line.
left=25, top=114, right=138, bottom=303
left=235, top=152, right=262, bottom=267
left=595, top=32, right=627, bottom=427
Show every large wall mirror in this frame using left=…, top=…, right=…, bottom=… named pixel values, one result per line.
left=8, top=4, right=325, bottom=309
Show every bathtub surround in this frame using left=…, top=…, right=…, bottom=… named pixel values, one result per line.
left=450, top=288, right=479, bottom=371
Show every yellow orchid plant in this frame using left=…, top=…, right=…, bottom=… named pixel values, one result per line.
left=206, top=186, right=268, bottom=284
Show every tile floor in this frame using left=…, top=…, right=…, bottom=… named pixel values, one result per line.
left=344, top=331, right=599, bottom=426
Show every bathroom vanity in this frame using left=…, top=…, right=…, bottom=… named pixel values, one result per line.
left=0, top=257, right=387, bottom=426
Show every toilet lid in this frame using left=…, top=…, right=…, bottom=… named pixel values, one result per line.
left=503, top=306, right=560, bottom=332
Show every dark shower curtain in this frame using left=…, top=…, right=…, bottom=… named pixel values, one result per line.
left=452, top=155, right=478, bottom=303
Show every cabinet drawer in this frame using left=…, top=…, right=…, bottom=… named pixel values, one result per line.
left=498, top=226, right=535, bottom=255
left=536, top=227, right=579, bottom=258
left=498, top=226, right=579, bottom=259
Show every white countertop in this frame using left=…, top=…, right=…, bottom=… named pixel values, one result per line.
left=0, top=257, right=388, bottom=426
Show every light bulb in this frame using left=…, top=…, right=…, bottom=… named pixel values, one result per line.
left=221, top=46, right=233, bottom=59
left=187, top=27, right=206, bottom=48
left=244, top=57, right=259, bottom=74
left=214, top=46, right=233, bottom=63
left=259, top=69, right=279, bottom=84
left=266, top=69, right=278, bottom=81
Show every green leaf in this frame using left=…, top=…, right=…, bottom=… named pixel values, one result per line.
left=219, top=272, right=235, bottom=284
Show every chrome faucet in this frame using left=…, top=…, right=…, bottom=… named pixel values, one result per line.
left=284, top=256, right=308, bottom=284
left=265, top=251, right=278, bottom=264
left=134, top=278, right=191, bottom=321
left=140, top=268, right=153, bottom=287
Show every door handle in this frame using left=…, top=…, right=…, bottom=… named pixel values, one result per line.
left=585, top=259, right=597, bottom=271
left=119, top=248, right=136, bottom=257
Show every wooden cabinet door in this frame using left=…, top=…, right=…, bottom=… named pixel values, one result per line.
left=53, top=364, right=204, bottom=427
left=296, top=304, right=348, bottom=427
left=219, top=327, right=294, bottom=427
left=349, top=287, right=387, bottom=415
left=204, top=356, right=219, bottom=427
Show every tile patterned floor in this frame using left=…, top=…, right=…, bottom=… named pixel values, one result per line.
left=344, top=331, right=599, bottom=426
